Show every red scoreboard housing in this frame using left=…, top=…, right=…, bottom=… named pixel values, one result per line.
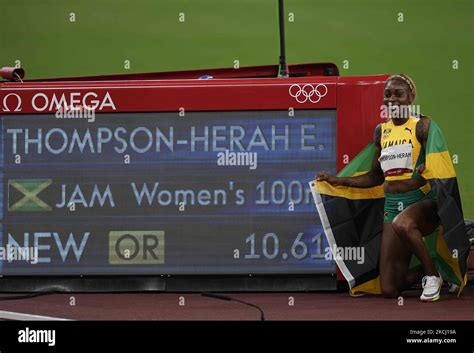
left=1, top=63, right=387, bottom=171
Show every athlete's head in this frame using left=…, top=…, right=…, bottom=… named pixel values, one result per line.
left=384, top=74, right=416, bottom=105
left=383, top=74, right=416, bottom=119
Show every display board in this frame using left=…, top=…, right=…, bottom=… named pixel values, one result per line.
left=0, top=110, right=336, bottom=275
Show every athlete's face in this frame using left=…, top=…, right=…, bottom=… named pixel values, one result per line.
left=383, top=79, right=414, bottom=119
left=383, top=79, right=413, bottom=107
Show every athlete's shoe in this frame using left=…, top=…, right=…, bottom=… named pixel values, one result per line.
left=420, top=275, right=443, bottom=302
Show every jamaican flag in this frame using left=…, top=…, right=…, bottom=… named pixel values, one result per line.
left=310, top=120, right=470, bottom=296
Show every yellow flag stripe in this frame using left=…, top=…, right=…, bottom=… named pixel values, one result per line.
left=424, top=151, right=456, bottom=179
left=312, top=181, right=384, bottom=200
left=436, top=226, right=463, bottom=282
left=350, top=276, right=381, bottom=295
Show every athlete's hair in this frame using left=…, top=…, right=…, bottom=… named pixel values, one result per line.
left=385, top=74, right=417, bottom=102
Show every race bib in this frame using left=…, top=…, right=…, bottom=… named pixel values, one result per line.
left=378, top=144, right=413, bottom=176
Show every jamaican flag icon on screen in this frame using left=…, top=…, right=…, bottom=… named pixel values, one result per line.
left=8, top=179, right=53, bottom=212
left=310, top=120, right=470, bottom=296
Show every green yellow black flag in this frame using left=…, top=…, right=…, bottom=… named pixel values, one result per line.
left=8, top=179, right=52, bottom=212
left=310, top=120, right=470, bottom=296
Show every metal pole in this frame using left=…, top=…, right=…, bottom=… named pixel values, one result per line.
left=278, top=0, right=289, bottom=77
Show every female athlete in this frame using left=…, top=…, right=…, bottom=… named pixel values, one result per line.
left=316, top=74, right=443, bottom=301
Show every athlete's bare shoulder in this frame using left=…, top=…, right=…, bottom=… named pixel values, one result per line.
left=374, top=123, right=382, bottom=146
left=416, top=115, right=431, bottom=143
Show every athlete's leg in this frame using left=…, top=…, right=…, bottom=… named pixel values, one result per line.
left=403, top=265, right=424, bottom=290
left=379, top=223, right=412, bottom=298
left=391, top=199, right=439, bottom=276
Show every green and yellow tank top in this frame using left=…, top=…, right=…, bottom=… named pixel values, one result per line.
left=379, top=116, right=425, bottom=181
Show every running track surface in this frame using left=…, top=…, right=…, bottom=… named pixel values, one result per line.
left=0, top=286, right=472, bottom=320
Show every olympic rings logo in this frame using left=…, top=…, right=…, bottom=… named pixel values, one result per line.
left=288, top=84, right=328, bottom=103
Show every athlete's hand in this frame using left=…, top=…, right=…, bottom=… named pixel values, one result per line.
left=316, top=171, right=339, bottom=185
left=416, top=163, right=426, bottom=174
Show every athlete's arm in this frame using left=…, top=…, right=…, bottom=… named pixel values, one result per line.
left=415, top=116, right=431, bottom=174
left=316, top=124, right=385, bottom=188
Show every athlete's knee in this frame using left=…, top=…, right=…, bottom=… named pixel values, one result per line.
left=381, top=284, right=401, bottom=298
left=392, top=216, right=416, bottom=238
left=380, top=274, right=402, bottom=298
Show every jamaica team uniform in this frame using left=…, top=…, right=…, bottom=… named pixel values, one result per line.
left=379, top=116, right=436, bottom=223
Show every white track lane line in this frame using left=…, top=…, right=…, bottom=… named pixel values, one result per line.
left=0, top=310, right=72, bottom=321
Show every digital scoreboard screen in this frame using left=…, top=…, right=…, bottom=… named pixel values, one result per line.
left=0, top=110, right=336, bottom=275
